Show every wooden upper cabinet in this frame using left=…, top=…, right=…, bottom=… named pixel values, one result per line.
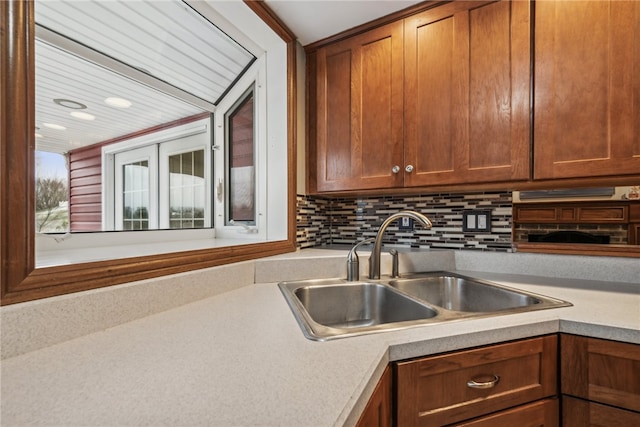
left=312, top=22, right=404, bottom=192
left=534, top=0, right=640, bottom=180
left=404, top=0, right=531, bottom=187
left=308, top=0, right=531, bottom=193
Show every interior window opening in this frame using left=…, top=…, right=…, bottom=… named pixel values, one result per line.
left=24, top=0, right=289, bottom=270
left=226, top=88, right=256, bottom=226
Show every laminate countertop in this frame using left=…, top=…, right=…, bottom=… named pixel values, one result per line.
left=1, top=253, right=639, bottom=426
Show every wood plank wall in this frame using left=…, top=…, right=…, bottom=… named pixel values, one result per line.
left=68, top=145, right=103, bottom=232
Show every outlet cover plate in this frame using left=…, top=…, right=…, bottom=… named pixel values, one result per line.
left=463, top=210, right=492, bottom=232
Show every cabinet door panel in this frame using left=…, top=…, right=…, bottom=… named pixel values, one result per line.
left=404, top=0, right=530, bottom=187
left=324, top=49, right=352, bottom=181
left=356, top=366, right=392, bottom=427
left=561, top=334, right=640, bottom=412
left=396, top=335, right=557, bottom=427
left=562, top=395, right=640, bottom=427
left=314, top=22, right=403, bottom=192
left=534, top=1, right=640, bottom=179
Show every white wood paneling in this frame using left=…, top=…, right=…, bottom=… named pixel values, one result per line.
left=34, top=0, right=255, bottom=154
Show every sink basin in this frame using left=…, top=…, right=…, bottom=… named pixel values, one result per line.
left=388, top=273, right=542, bottom=312
left=279, top=279, right=438, bottom=340
left=278, top=272, right=571, bottom=341
left=294, top=282, right=437, bottom=328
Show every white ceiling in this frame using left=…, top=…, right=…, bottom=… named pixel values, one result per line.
left=264, top=0, right=424, bottom=46
left=34, top=0, right=422, bottom=155
left=34, top=0, right=253, bottom=154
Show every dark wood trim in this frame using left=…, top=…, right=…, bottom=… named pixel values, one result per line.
left=1, top=0, right=297, bottom=305
left=305, top=175, right=640, bottom=198
left=241, top=0, right=297, bottom=246
left=1, top=240, right=294, bottom=305
left=243, top=0, right=296, bottom=42
left=1, top=0, right=36, bottom=299
left=515, top=243, right=639, bottom=258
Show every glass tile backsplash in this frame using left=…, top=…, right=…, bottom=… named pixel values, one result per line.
left=296, top=192, right=514, bottom=251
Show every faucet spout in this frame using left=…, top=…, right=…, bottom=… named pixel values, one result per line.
left=368, top=211, right=432, bottom=280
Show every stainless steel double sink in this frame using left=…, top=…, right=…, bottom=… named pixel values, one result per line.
left=278, top=272, right=571, bottom=341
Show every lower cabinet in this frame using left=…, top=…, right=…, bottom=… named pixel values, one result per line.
left=357, top=365, right=392, bottom=427
left=562, top=396, right=640, bottom=427
left=357, top=334, right=639, bottom=426
left=395, top=335, right=558, bottom=426
left=560, top=334, right=640, bottom=426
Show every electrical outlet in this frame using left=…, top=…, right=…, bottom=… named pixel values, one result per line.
left=399, top=217, right=414, bottom=230
left=462, top=210, right=492, bottom=232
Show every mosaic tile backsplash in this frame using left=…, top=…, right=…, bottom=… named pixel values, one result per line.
left=296, top=192, right=514, bottom=252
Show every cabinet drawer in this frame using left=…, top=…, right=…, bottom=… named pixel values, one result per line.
left=561, top=334, right=640, bottom=412
left=514, top=204, right=629, bottom=224
left=562, top=395, right=640, bottom=427
left=396, top=335, right=557, bottom=426
left=453, top=398, right=558, bottom=427
left=577, top=206, right=627, bottom=223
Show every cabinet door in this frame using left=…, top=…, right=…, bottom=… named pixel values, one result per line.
left=534, top=1, right=640, bottom=180
left=396, top=335, right=557, bottom=427
left=312, top=22, right=404, bottom=192
left=356, top=366, right=392, bottom=427
left=404, top=0, right=531, bottom=187
left=562, top=395, right=640, bottom=427
left=561, top=334, right=640, bottom=413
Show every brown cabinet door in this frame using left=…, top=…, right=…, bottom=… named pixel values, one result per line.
left=356, top=366, right=392, bottom=427
left=534, top=1, right=640, bottom=180
left=312, top=21, right=404, bottom=192
left=562, top=395, right=640, bottom=427
left=396, top=335, right=558, bottom=427
left=404, top=0, right=531, bottom=187
left=561, top=334, right=640, bottom=413
left=454, top=398, right=559, bottom=427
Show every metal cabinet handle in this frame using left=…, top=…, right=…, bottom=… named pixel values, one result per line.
left=392, top=165, right=400, bottom=174
left=466, top=374, right=500, bottom=389
left=405, top=165, right=414, bottom=173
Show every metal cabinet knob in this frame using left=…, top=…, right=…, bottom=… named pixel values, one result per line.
left=405, top=165, right=414, bottom=173
left=392, top=165, right=400, bottom=174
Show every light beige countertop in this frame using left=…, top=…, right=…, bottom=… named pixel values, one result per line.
left=1, top=251, right=639, bottom=426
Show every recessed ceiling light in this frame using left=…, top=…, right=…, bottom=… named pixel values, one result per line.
left=70, top=111, right=96, bottom=121
left=104, top=97, right=132, bottom=108
left=53, top=98, right=87, bottom=109
left=43, top=123, right=66, bottom=130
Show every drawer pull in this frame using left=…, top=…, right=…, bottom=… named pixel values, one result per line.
left=467, top=375, right=500, bottom=389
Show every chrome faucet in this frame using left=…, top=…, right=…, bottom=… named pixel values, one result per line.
left=368, top=211, right=432, bottom=279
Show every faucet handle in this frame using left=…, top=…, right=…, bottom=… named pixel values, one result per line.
left=389, top=249, right=399, bottom=278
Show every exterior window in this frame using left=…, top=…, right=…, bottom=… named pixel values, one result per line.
left=122, top=160, right=150, bottom=230
left=226, top=89, right=255, bottom=224
left=114, top=144, right=157, bottom=231
left=168, top=149, right=206, bottom=229
left=105, top=118, right=212, bottom=231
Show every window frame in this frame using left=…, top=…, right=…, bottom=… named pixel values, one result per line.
left=0, top=0, right=297, bottom=305
left=103, top=117, right=213, bottom=231
left=225, top=86, right=257, bottom=227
